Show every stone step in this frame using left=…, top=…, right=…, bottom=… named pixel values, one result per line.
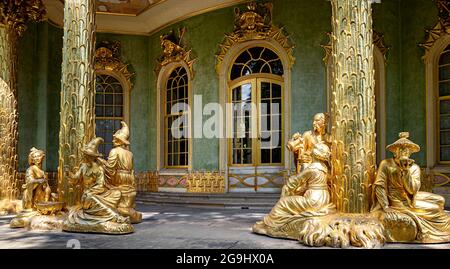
left=136, top=192, right=280, bottom=209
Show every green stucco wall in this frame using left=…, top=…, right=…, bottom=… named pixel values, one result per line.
left=16, top=0, right=439, bottom=172
left=400, top=0, right=437, bottom=166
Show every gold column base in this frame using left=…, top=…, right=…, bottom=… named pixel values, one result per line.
left=253, top=213, right=385, bottom=248
left=10, top=210, right=66, bottom=231
left=0, top=199, right=22, bottom=215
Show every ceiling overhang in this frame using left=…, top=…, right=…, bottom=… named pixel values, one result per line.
left=44, top=0, right=249, bottom=36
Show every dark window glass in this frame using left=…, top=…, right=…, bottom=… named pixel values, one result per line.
left=230, top=47, right=284, bottom=80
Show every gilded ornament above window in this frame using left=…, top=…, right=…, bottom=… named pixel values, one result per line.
left=94, top=41, right=134, bottom=89
left=156, top=27, right=195, bottom=79
left=216, top=1, right=294, bottom=73
left=420, top=0, right=450, bottom=59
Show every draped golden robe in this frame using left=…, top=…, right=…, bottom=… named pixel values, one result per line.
left=63, top=162, right=131, bottom=232
left=371, top=159, right=450, bottom=243
left=260, top=162, right=335, bottom=231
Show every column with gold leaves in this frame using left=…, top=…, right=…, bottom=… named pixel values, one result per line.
left=330, top=0, right=377, bottom=213
left=58, top=0, right=96, bottom=207
left=0, top=1, right=46, bottom=209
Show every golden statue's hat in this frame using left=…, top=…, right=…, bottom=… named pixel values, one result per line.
left=386, top=132, right=420, bottom=154
left=81, top=137, right=104, bottom=157
left=312, top=143, right=331, bottom=162
left=113, top=121, right=130, bottom=145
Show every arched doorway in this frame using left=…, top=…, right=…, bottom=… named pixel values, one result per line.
left=227, top=46, right=285, bottom=192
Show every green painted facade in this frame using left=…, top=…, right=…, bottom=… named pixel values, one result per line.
left=15, top=0, right=439, bottom=172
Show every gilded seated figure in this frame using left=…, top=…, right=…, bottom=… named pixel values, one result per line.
left=371, top=132, right=450, bottom=243
left=10, top=147, right=56, bottom=228
left=100, top=121, right=142, bottom=223
left=287, top=113, right=330, bottom=174
left=22, top=147, right=51, bottom=210
left=253, top=143, right=336, bottom=239
left=62, top=137, right=133, bottom=234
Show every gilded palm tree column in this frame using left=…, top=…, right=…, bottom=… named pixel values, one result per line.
left=0, top=1, right=46, bottom=214
left=58, top=0, right=96, bottom=207
left=330, top=0, right=377, bottom=213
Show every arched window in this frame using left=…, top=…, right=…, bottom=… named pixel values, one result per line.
left=164, top=66, right=189, bottom=168
left=438, top=45, right=450, bottom=163
left=95, top=74, right=125, bottom=156
left=229, top=46, right=284, bottom=167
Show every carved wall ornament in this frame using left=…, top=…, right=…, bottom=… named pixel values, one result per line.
left=187, top=171, right=225, bottom=193
left=322, top=31, right=389, bottom=64
left=156, top=27, right=195, bottom=78
left=420, top=0, right=450, bottom=60
left=216, top=1, right=295, bottom=73
left=95, top=41, right=134, bottom=89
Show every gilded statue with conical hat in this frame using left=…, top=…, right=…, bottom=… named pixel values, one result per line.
left=62, top=137, right=133, bottom=234
left=253, top=143, right=336, bottom=239
left=99, top=121, right=142, bottom=223
left=371, top=132, right=450, bottom=243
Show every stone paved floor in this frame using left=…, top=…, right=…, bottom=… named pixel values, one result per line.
left=0, top=203, right=449, bottom=249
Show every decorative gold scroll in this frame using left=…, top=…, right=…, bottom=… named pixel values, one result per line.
left=330, top=0, right=376, bottom=214
left=0, top=1, right=46, bottom=203
left=216, top=1, right=294, bottom=73
left=420, top=0, right=450, bottom=59
left=155, top=27, right=195, bottom=78
left=57, top=0, right=96, bottom=207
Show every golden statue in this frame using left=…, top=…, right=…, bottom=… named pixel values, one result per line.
left=253, top=143, right=336, bottom=239
left=371, top=132, right=450, bottom=243
left=62, top=137, right=134, bottom=234
left=100, top=121, right=142, bottom=223
left=287, top=113, right=330, bottom=174
left=10, top=147, right=65, bottom=230
left=22, top=147, right=51, bottom=210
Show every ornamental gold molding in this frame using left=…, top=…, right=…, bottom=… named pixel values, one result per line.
left=155, top=27, right=195, bottom=78
left=0, top=0, right=46, bottom=36
left=95, top=41, right=134, bottom=89
left=216, top=1, right=294, bottom=73
left=420, top=0, right=450, bottom=60
left=322, top=31, right=389, bottom=63
left=187, top=171, right=225, bottom=193
left=58, top=0, right=96, bottom=207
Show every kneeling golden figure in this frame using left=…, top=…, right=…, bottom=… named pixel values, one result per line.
left=253, top=143, right=336, bottom=239
left=371, top=132, right=450, bottom=243
left=62, top=137, right=134, bottom=234
left=100, top=121, right=142, bottom=224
